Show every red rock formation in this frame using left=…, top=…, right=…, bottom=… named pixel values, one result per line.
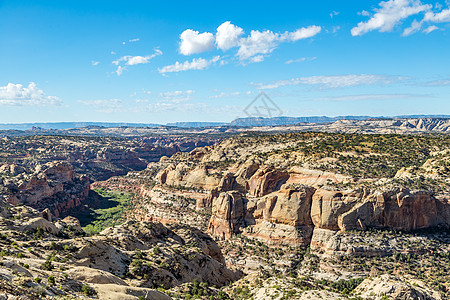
left=4, top=161, right=90, bottom=217
left=248, top=167, right=289, bottom=197
left=208, top=191, right=246, bottom=240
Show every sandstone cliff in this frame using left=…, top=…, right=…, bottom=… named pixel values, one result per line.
left=1, top=161, right=90, bottom=217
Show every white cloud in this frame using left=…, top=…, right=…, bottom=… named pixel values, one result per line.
left=158, top=56, right=220, bottom=74
left=116, top=66, right=125, bottom=76
left=423, top=24, right=439, bottom=33
left=402, top=5, right=450, bottom=35
left=112, top=49, right=162, bottom=76
left=317, top=93, right=428, bottom=101
left=330, top=11, right=340, bottom=18
left=0, top=82, right=61, bottom=106
left=237, top=25, right=321, bottom=62
left=285, top=57, right=317, bottom=64
left=283, top=25, right=322, bottom=41
left=237, top=30, right=279, bottom=61
left=113, top=50, right=162, bottom=66
left=179, top=29, right=215, bottom=55
left=158, top=90, right=194, bottom=103
left=209, top=91, right=243, bottom=99
left=424, top=7, right=450, bottom=22
left=216, top=21, right=244, bottom=51
left=351, top=0, right=431, bottom=36
left=254, top=74, right=400, bottom=89
left=422, top=79, right=450, bottom=86
left=177, top=22, right=321, bottom=63
left=332, top=26, right=341, bottom=33
left=78, top=99, right=122, bottom=113
left=129, top=38, right=140, bottom=42
left=403, top=19, right=423, bottom=36
left=91, top=60, right=100, bottom=66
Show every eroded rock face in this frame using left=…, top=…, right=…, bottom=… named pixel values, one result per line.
left=208, top=191, right=246, bottom=240
left=1, top=161, right=90, bottom=217
left=248, top=167, right=289, bottom=197
left=245, top=186, right=316, bottom=245
left=208, top=186, right=316, bottom=245
left=310, top=188, right=448, bottom=232
left=208, top=185, right=450, bottom=246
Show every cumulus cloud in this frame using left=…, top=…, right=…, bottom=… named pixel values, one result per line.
left=179, top=29, right=215, bottom=55
left=216, top=21, right=244, bottom=51
left=178, top=22, right=321, bottom=63
left=401, top=5, right=450, bottom=35
left=351, top=0, right=431, bottom=36
left=91, top=60, right=100, bottom=66
left=237, top=30, right=280, bottom=62
left=113, top=49, right=162, bottom=76
left=254, top=74, right=400, bottom=89
left=158, top=56, right=220, bottom=74
left=0, top=82, right=61, bottom=106
left=424, top=7, right=450, bottom=22
left=237, top=25, right=321, bottom=62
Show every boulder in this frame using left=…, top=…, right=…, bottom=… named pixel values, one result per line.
left=22, top=217, right=59, bottom=235
left=65, top=266, right=127, bottom=285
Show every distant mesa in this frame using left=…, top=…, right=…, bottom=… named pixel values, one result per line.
left=1, top=114, right=450, bottom=131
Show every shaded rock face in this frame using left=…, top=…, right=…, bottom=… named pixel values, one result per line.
left=207, top=184, right=450, bottom=246
left=311, top=189, right=362, bottom=231
left=248, top=167, right=289, bottom=197
left=209, top=187, right=316, bottom=245
left=2, top=161, right=90, bottom=217
left=334, top=189, right=443, bottom=232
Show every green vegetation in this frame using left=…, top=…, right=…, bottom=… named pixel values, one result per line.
left=67, top=188, right=133, bottom=235
left=315, top=277, right=365, bottom=295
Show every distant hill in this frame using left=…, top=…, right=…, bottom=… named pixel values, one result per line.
left=166, top=122, right=228, bottom=128
left=1, top=115, right=450, bottom=130
left=230, top=116, right=373, bottom=127
left=0, top=122, right=160, bottom=130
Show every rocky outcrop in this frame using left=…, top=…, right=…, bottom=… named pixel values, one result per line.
left=248, top=166, right=289, bottom=197
left=1, top=161, right=90, bottom=217
left=208, top=185, right=450, bottom=246
left=208, top=186, right=317, bottom=245
left=311, top=189, right=363, bottom=230
left=245, top=186, right=316, bottom=245
left=208, top=191, right=246, bottom=240
left=92, top=284, right=171, bottom=300
left=311, top=188, right=447, bottom=232
left=353, top=274, right=442, bottom=300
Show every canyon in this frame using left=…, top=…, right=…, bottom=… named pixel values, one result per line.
left=0, top=122, right=449, bottom=299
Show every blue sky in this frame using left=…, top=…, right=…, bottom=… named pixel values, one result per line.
left=1, top=0, right=449, bottom=123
